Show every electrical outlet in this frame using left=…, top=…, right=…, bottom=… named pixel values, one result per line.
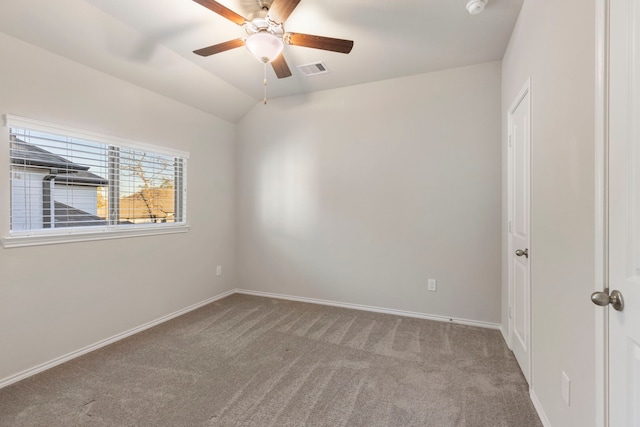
left=216, top=265, right=222, bottom=276
left=561, top=371, right=570, bottom=406
left=428, top=279, right=437, bottom=292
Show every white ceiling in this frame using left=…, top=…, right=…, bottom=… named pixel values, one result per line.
left=0, top=0, right=523, bottom=123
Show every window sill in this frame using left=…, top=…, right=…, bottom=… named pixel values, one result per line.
left=1, top=224, right=190, bottom=248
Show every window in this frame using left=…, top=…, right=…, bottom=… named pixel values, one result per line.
left=4, top=115, right=188, bottom=247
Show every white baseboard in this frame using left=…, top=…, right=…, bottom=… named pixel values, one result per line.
left=235, top=288, right=502, bottom=331
left=500, top=325, right=511, bottom=349
left=0, top=289, right=235, bottom=389
left=530, top=388, right=552, bottom=427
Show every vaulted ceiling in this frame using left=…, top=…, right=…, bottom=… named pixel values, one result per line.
left=0, top=0, right=523, bottom=122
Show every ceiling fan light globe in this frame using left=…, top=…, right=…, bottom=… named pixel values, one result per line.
left=245, top=32, right=284, bottom=63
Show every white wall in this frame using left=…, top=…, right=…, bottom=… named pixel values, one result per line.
left=502, top=1, right=596, bottom=425
left=53, top=185, right=99, bottom=217
left=12, top=170, right=100, bottom=230
left=237, top=62, right=502, bottom=324
left=0, top=33, right=238, bottom=383
left=10, top=169, right=45, bottom=231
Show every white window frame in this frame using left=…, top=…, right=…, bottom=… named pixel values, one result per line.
left=2, top=115, right=190, bottom=248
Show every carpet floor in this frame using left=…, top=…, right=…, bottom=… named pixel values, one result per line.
left=0, top=294, right=542, bottom=426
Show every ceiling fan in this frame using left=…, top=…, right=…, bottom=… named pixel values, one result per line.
left=192, top=0, right=354, bottom=79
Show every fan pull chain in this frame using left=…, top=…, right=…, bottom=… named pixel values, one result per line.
left=263, top=62, right=268, bottom=105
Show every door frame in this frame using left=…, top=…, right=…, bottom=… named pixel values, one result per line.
left=507, top=78, right=532, bottom=385
left=594, top=0, right=608, bottom=425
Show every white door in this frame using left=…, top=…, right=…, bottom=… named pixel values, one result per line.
left=606, top=0, right=640, bottom=424
left=508, top=82, right=531, bottom=384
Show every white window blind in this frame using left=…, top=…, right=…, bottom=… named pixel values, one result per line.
left=5, top=115, right=188, bottom=246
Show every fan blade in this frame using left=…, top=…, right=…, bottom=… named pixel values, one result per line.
left=194, top=38, right=245, bottom=56
left=271, top=54, right=292, bottom=78
left=193, top=0, right=247, bottom=25
left=267, top=0, right=301, bottom=23
left=285, top=33, right=354, bottom=54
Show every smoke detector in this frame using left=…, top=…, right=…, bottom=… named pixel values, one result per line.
left=466, top=0, right=488, bottom=15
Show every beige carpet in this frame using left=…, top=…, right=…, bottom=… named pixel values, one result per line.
left=0, top=294, right=542, bottom=426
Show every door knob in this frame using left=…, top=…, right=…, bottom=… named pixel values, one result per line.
left=515, top=248, right=529, bottom=258
left=590, top=289, right=624, bottom=311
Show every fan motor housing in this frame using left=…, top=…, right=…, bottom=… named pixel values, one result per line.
left=245, top=17, right=284, bottom=38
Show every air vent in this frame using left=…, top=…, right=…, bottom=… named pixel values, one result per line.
left=297, top=62, right=330, bottom=76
